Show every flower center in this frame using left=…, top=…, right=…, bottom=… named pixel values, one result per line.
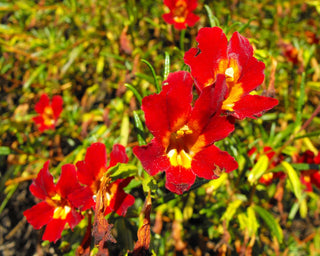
left=173, top=0, right=188, bottom=23
left=166, top=125, right=195, bottom=168
left=225, top=67, right=234, bottom=82
left=43, top=106, right=55, bottom=127
left=48, top=194, right=72, bottom=220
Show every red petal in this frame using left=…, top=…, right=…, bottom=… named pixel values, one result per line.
left=68, top=186, right=95, bottom=211
left=187, top=0, right=198, bottom=11
left=232, top=95, right=279, bottom=119
left=51, top=95, right=63, bottom=118
left=192, top=145, right=238, bottom=180
left=142, top=71, right=193, bottom=145
left=165, top=166, right=196, bottom=194
left=173, top=21, right=187, bottom=30
left=35, top=94, right=50, bottom=114
left=24, top=201, right=54, bottom=229
left=105, top=178, right=135, bottom=216
left=133, top=139, right=170, bottom=176
left=42, top=218, right=66, bottom=243
left=162, top=13, right=174, bottom=25
left=186, top=12, right=199, bottom=27
left=29, top=161, right=56, bottom=200
left=311, top=171, right=320, bottom=189
left=56, top=164, right=82, bottom=198
left=196, top=115, right=234, bottom=147
left=66, top=208, right=83, bottom=229
left=164, top=0, right=175, bottom=9
left=189, top=74, right=227, bottom=133
left=184, top=27, right=228, bottom=89
left=228, top=32, right=253, bottom=69
left=76, top=142, right=108, bottom=186
left=108, top=144, right=129, bottom=168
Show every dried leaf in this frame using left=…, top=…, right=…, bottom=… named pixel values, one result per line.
left=128, top=193, right=152, bottom=256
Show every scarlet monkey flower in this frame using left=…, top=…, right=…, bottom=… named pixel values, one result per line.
left=162, top=0, right=199, bottom=30
left=296, top=150, right=320, bottom=192
left=23, top=161, right=92, bottom=243
left=76, top=142, right=135, bottom=216
left=248, top=146, right=285, bottom=185
left=133, top=71, right=238, bottom=195
left=184, top=27, right=278, bottom=119
left=33, top=94, right=63, bottom=132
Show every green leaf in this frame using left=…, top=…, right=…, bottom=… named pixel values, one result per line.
left=108, top=163, right=138, bottom=180
left=141, top=59, right=160, bottom=93
left=221, top=199, right=242, bottom=227
left=248, top=155, right=269, bottom=185
left=253, top=205, right=283, bottom=243
left=282, top=161, right=302, bottom=201
left=120, top=113, right=129, bottom=146
left=163, top=52, right=170, bottom=80
left=125, top=83, right=142, bottom=105
left=204, top=5, right=220, bottom=27
left=0, top=146, right=10, bottom=155
left=133, top=110, right=146, bottom=145
left=23, top=64, right=46, bottom=89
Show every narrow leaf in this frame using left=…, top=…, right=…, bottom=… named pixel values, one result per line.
left=282, top=161, right=302, bottom=201
left=248, top=155, right=269, bottom=185
left=204, top=5, right=220, bottom=27
left=141, top=59, right=160, bottom=93
left=253, top=205, right=283, bottom=243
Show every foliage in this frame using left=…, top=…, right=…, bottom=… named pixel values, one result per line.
left=1, top=0, right=320, bottom=255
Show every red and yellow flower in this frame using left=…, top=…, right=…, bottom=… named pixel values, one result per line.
left=76, top=142, right=135, bottom=216
left=162, top=0, right=199, bottom=30
left=133, top=71, right=238, bottom=195
left=296, top=150, right=320, bottom=192
left=184, top=27, right=278, bottom=119
left=32, top=94, right=63, bottom=132
left=23, top=161, right=92, bottom=243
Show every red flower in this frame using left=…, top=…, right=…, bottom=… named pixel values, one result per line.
left=248, top=146, right=285, bottom=185
left=162, top=0, right=199, bottom=30
left=33, top=94, right=63, bottom=132
left=296, top=150, right=320, bottom=192
left=76, top=142, right=135, bottom=216
left=133, top=71, right=238, bottom=195
left=184, top=27, right=278, bottom=119
left=23, top=161, right=92, bottom=243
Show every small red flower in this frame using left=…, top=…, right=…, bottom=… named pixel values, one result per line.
left=23, top=161, right=92, bottom=243
left=162, top=0, right=199, bottom=30
left=76, top=142, right=135, bottom=216
left=296, top=150, right=320, bottom=192
left=248, top=146, right=285, bottom=185
left=184, top=27, right=278, bottom=119
left=133, top=71, right=238, bottom=195
left=33, top=94, right=63, bottom=132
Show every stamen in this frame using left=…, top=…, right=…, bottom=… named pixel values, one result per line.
left=225, top=67, right=234, bottom=80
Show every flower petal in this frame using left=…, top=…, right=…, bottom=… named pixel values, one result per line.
left=133, top=139, right=170, bottom=176
left=51, top=95, right=63, bottom=118
left=189, top=74, right=228, bottom=134
left=56, top=164, right=82, bottom=198
left=68, top=186, right=95, bottom=211
left=165, top=166, right=196, bottom=194
left=105, top=177, right=135, bottom=216
left=184, top=27, right=228, bottom=89
left=42, top=218, right=66, bottom=243
left=186, top=12, right=200, bottom=27
left=192, top=145, right=238, bottom=180
left=142, top=71, right=193, bottom=146
left=29, top=161, right=56, bottom=200
left=66, top=208, right=83, bottom=230
left=35, top=94, right=50, bottom=114
left=24, top=201, right=54, bottom=229
left=232, top=95, right=279, bottom=119
left=76, top=142, right=108, bottom=186
left=108, top=144, right=129, bottom=168
left=192, top=115, right=234, bottom=152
